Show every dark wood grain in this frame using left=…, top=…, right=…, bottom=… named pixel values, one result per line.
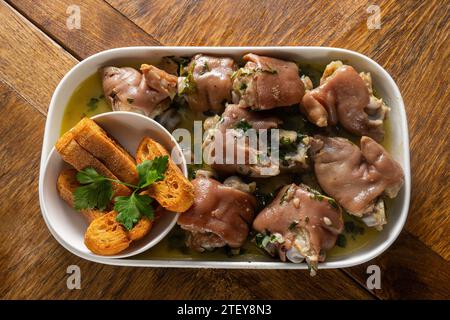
left=106, top=0, right=373, bottom=47
left=345, top=231, right=450, bottom=300
left=1, top=0, right=449, bottom=299
left=0, top=1, right=76, bottom=114
left=8, top=0, right=161, bottom=60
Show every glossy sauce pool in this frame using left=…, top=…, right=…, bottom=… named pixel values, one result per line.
left=60, top=66, right=386, bottom=262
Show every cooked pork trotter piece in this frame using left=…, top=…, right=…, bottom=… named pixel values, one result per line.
left=253, top=183, right=344, bottom=275
left=232, top=53, right=305, bottom=110
left=310, top=135, right=404, bottom=230
left=203, top=104, right=282, bottom=177
left=101, top=64, right=177, bottom=118
left=301, top=61, right=389, bottom=142
left=203, top=104, right=310, bottom=177
left=177, top=176, right=257, bottom=251
left=178, top=54, right=237, bottom=113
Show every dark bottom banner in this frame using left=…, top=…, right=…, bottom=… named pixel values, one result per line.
left=0, top=300, right=445, bottom=318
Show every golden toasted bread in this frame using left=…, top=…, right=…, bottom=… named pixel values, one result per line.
left=55, top=132, right=131, bottom=198
left=136, top=137, right=194, bottom=213
left=127, top=217, right=153, bottom=241
left=57, top=168, right=104, bottom=223
left=84, top=211, right=131, bottom=255
left=70, top=118, right=138, bottom=185
left=56, top=168, right=79, bottom=208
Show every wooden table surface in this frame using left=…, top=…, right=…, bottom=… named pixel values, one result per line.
left=0, top=0, right=449, bottom=300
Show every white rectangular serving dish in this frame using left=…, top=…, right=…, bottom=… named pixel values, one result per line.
left=39, top=47, right=411, bottom=270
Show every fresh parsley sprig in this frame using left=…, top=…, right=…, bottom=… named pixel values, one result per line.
left=115, top=193, right=154, bottom=230
left=136, top=155, right=168, bottom=189
left=74, top=168, right=113, bottom=211
left=73, top=156, right=169, bottom=230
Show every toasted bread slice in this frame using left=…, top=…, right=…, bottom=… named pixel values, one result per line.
left=55, top=132, right=131, bottom=198
left=57, top=168, right=104, bottom=222
left=127, top=217, right=153, bottom=241
left=70, top=118, right=138, bottom=185
left=84, top=211, right=130, bottom=255
left=136, top=137, right=194, bottom=212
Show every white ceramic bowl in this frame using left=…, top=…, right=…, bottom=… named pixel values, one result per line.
left=40, top=111, right=187, bottom=259
left=39, top=47, right=410, bottom=269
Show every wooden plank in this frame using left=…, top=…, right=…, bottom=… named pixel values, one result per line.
left=227, top=269, right=375, bottom=300
left=0, top=1, right=77, bottom=114
left=106, top=0, right=450, bottom=259
left=105, top=0, right=370, bottom=47
left=7, top=0, right=161, bottom=60
left=344, top=231, right=450, bottom=299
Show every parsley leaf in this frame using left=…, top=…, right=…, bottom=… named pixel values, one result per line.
left=114, top=156, right=168, bottom=230
left=72, top=156, right=168, bottom=230
left=235, top=119, right=252, bottom=132
left=136, top=156, right=169, bottom=188
left=115, top=193, right=154, bottom=230
left=76, top=167, right=105, bottom=184
left=73, top=168, right=113, bottom=211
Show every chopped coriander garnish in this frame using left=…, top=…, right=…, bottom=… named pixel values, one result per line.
left=270, top=233, right=284, bottom=243
left=280, top=136, right=293, bottom=146
left=328, top=198, right=339, bottom=209
left=336, top=234, right=347, bottom=248
left=344, top=221, right=365, bottom=236
left=309, top=194, right=325, bottom=202
left=235, top=119, right=252, bottom=132
left=279, top=187, right=290, bottom=204
left=288, top=221, right=298, bottom=230
left=255, top=233, right=265, bottom=247
left=254, top=190, right=275, bottom=211
left=177, top=57, right=190, bottom=76
left=127, top=98, right=134, bottom=104
left=178, top=62, right=197, bottom=95
left=240, top=82, right=247, bottom=91
left=256, top=67, right=278, bottom=74
left=87, top=97, right=99, bottom=111
left=232, top=68, right=254, bottom=80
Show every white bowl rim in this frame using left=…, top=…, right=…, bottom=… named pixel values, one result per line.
left=40, top=111, right=186, bottom=259
left=38, top=46, right=411, bottom=269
